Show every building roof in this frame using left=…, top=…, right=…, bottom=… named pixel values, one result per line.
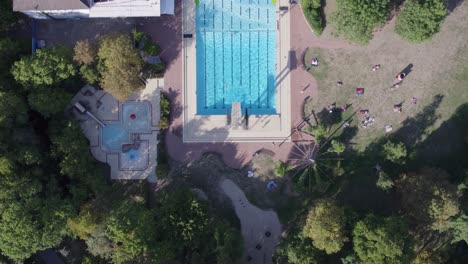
left=13, top=0, right=90, bottom=11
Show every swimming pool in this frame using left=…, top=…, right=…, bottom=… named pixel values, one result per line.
left=196, top=0, right=276, bottom=115
left=101, top=102, right=150, bottom=152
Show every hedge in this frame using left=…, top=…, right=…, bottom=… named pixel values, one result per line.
left=301, top=0, right=324, bottom=35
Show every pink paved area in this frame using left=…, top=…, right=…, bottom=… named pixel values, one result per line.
left=140, top=1, right=348, bottom=169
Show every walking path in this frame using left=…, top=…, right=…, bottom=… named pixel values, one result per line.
left=141, top=0, right=349, bottom=169
left=221, top=179, right=281, bottom=264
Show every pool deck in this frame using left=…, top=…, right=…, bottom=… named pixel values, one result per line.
left=182, top=0, right=291, bottom=142
left=71, top=80, right=162, bottom=180
left=138, top=0, right=347, bottom=168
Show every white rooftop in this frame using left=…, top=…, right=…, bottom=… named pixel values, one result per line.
left=90, top=0, right=161, bottom=18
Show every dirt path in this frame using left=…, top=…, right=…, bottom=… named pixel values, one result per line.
left=221, top=179, right=281, bottom=264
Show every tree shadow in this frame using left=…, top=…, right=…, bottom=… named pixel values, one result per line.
left=390, top=94, right=443, bottom=145
left=447, top=0, right=465, bottom=13
left=316, top=107, right=345, bottom=128
left=412, top=102, right=468, bottom=176
left=166, top=114, right=249, bottom=169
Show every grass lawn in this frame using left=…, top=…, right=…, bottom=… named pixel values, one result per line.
left=303, top=2, right=468, bottom=151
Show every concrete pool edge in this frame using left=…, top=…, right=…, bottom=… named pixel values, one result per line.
left=182, top=0, right=291, bottom=143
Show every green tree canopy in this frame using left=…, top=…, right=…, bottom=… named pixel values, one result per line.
left=28, top=87, right=72, bottom=118
left=97, top=34, right=144, bottom=101
left=11, top=46, right=76, bottom=87
left=275, top=232, right=324, bottom=264
left=303, top=199, right=347, bottom=254
left=73, top=39, right=97, bottom=65
left=397, top=168, right=460, bottom=230
left=382, top=140, right=407, bottom=164
left=330, top=140, right=345, bottom=154
left=332, top=0, right=392, bottom=44
left=448, top=214, right=468, bottom=244
left=275, top=161, right=293, bottom=177
left=395, top=0, right=447, bottom=42
left=352, top=215, right=410, bottom=264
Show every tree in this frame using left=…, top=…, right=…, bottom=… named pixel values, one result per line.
left=275, top=232, right=324, bottom=264
left=28, top=87, right=71, bottom=118
left=330, top=140, right=345, bottom=154
left=332, top=0, right=392, bottom=44
left=214, top=223, right=243, bottom=264
left=412, top=250, right=445, bottom=264
left=73, top=39, right=97, bottom=65
left=105, top=200, right=155, bottom=263
left=0, top=202, right=43, bottom=261
left=448, top=214, right=468, bottom=244
left=352, top=215, right=410, bottom=264
left=0, top=38, right=23, bottom=80
left=395, top=0, right=447, bottom=42
left=306, top=123, right=327, bottom=142
left=0, top=92, right=28, bottom=129
left=382, top=140, right=407, bottom=164
left=397, top=168, right=460, bottom=230
left=303, top=199, right=347, bottom=254
left=275, top=161, right=293, bottom=177
left=11, top=46, right=76, bottom=87
left=376, top=171, right=394, bottom=191
left=67, top=204, right=99, bottom=240
left=97, top=34, right=144, bottom=101
left=0, top=0, right=20, bottom=31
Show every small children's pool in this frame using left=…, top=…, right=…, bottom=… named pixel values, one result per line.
left=101, top=102, right=150, bottom=152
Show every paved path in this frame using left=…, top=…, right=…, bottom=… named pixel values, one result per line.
left=141, top=0, right=349, bottom=169
left=221, top=179, right=281, bottom=264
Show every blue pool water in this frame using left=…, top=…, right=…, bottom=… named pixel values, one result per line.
left=196, top=0, right=276, bottom=115
left=101, top=103, right=150, bottom=151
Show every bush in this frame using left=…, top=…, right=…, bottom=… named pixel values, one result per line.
left=301, top=0, right=324, bottom=35
left=79, top=65, right=100, bottom=85
left=142, top=63, right=166, bottom=79
left=142, top=40, right=161, bottom=56
left=159, top=93, right=171, bottom=130
left=395, top=0, right=447, bottom=42
left=131, top=29, right=145, bottom=43
left=332, top=0, right=392, bottom=44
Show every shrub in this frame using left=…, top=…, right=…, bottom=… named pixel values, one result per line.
left=332, top=0, right=392, bottom=44
left=159, top=92, right=171, bottom=129
left=395, top=0, right=447, bottom=42
left=73, top=39, right=97, bottom=65
left=142, top=63, right=166, bottom=79
left=79, top=64, right=100, bottom=85
left=301, top=0, right=324, bottom=35
left=142, top=40, right=161, bottom=56
left=131, top=29, right=145, bottom=43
